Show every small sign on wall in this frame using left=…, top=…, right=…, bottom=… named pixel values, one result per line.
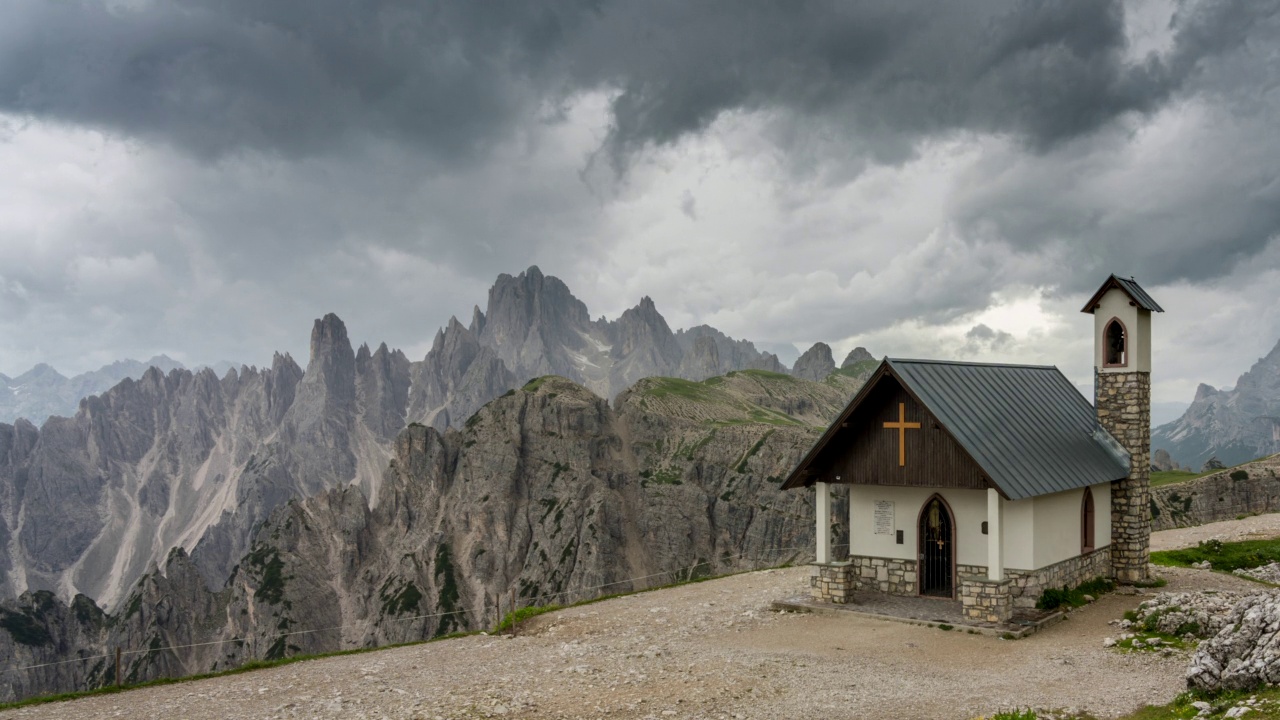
left=874, top=500, right=895, bottom=535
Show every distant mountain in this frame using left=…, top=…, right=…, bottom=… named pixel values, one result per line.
left=1152, top=338, right=1280, bottom=468
left=0, top=267, right=803, bottom=616
left=0, top=355, right=187, bottom=425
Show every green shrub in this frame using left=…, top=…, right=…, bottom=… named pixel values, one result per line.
left=989, top=710, right=1038, bottom=720
left=1035, top=576, right=1115, bottom=611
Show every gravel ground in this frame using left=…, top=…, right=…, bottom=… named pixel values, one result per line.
left=8, top=519, right=1280, bottom=720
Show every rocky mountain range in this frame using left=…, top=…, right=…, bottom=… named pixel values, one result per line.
left=0, top=367, right=872, bottom=702
left=0, top=267, right=861, bottom=618
left=1152, top=338, right=1280, bottom=468
left=0, top=355, right=192, bottom=426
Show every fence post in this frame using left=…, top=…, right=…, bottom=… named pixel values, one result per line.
left=511, top=588, right=517, bottom=638
left=115, top=647, right=122, bottom=687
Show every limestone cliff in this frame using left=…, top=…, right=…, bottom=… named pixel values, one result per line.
left=0, top=367, right=873, bottom=702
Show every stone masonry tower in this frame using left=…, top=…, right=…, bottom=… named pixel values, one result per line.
left=1082, top=275, right=1163, bottom=583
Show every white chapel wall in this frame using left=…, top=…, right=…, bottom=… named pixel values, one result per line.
left=1001, top=497, right=1035, bottom=570
left=849, top=486, right=988, bottom=566
left=1027, top=482, right=1114, bottom=569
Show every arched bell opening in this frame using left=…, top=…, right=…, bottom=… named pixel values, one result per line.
left=1104, top=318, right=1127, bottom=367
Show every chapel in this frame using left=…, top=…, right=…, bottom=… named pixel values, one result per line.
left=781, top=274, right=1161, bottom=622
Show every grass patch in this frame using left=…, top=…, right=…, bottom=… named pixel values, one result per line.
left=640, top=377, right=719, bottom=402
left=1103, top=687, right=1280, bottom=719
left=734, top=430, right=774, bottom=473
left=830, top=359, right=879, bottom=379
left=1151, top=538, right=1280, bottom=573
left=1035, top=576, right=1115, bottom=611
left=727, top=369, right=795, bottom=382
left=1151, top=470, right=1205, bottom=487
left=986, top=710, right=1040, bottom=720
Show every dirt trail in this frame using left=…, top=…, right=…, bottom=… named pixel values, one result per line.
left=6, top=519, right=1279, bottom=720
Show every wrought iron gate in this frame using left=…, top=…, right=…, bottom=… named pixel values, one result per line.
left=919, top=497, right=953, bottom=597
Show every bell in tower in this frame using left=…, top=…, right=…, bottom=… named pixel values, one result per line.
left=1081, top=274, right=1163, bottom=583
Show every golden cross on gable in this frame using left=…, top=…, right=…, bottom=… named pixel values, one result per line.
left=883, top=402, right=921, bottom=467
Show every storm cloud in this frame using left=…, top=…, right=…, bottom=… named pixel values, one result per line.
left=1, top=0, right=1278, bottom=406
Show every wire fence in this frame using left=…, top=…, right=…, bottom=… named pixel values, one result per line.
left=1, top=537, right=823, bottom=690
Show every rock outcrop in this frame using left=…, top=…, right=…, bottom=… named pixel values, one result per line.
left=841, top=346, right=875, bottom=368
left=0, top=366, right=876, bottom=702
left=1188, top=593, right=1280, bottom=692
left=1154, top=338, right=1280, bottom=468
left=792, top=343, right=836, bottom=382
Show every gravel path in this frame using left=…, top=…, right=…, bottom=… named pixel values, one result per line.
left=8, top=518, right=1280, bottom=720
left=1151, top=513, right=1280, bottom=551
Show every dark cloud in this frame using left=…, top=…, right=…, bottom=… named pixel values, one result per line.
left=1, top=0, right=1279, bottom=397
left=2, top=1, right=1262, bottom=164
left=0, top=0, right=593, bottom=160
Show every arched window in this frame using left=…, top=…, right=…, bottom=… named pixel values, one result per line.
left=1081, top=488, right=1096, bottom=554
left=1104, top=318, right=1127, bottom=367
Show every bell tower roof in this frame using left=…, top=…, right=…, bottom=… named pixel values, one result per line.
left=1081, top=274, right=1163, bottom=314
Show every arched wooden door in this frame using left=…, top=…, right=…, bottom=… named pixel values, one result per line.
left=918, top=495, right=955, bottom=597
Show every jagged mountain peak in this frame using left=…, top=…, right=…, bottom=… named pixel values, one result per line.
left=841, top=346, right=875, bottom=368
left=792, top=342, right=836, bottom=382
left=309, top=314, right=352, bottom=364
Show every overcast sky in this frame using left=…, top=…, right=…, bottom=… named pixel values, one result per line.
left=1, top=0, right=1278, bottom=406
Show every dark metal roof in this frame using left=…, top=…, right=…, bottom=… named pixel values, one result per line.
left=1082, top=274, right=1164, bottom=313
left=782, top=359, right=1131, bottom=500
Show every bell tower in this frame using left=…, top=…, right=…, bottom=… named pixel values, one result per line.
left=1082, top=275, right=1163, bottom=583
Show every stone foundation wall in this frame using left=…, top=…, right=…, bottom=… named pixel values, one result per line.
left=813, top=548, right=1112, bottom=611
left=1097, top=370, right=1151, bottom=583
left=848, top=555, right=916, bottom=594
left=1005, top=546, right=1112, bottom=609
left=960, top=577, right=1012, bottom=623
left=810, top=562, right=853, bottom=603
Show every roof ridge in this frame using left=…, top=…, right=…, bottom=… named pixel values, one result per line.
left=886, top=358, right=1059, bottom=370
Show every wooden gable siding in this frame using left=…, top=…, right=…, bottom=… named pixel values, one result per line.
left=810, top=375, right=988, bottom=490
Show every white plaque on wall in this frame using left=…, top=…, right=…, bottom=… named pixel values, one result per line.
left=874, top=500, right=894, bottom=535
